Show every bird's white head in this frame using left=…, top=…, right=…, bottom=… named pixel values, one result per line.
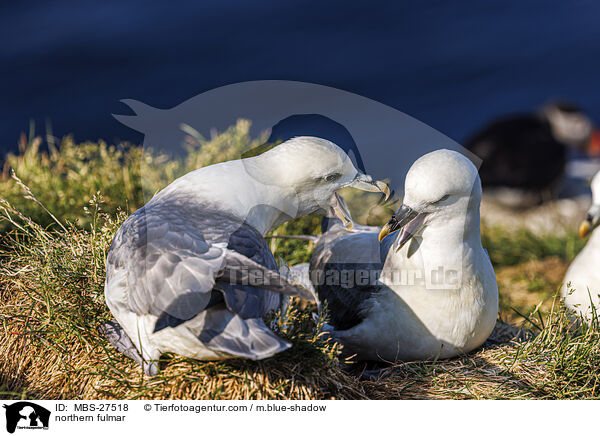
left=378, top=149, right=481, bottom=251
left=245, top=136, right=389, bottom=227
left=579, top=171, right=600, bottom=238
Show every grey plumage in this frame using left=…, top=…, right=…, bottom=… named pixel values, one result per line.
left=190, top=309, right=291, bottom=359
left=99, top=320, right=158, bottom=375
left=104, top=199, right=308, bottom=368
left=309, top=219, right=388, bottom=330
left=107, top=200, right=307, bottom=319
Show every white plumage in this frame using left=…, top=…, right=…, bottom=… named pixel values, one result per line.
left=309, top=149, right=498, bottom=361
left=562, top=171, right=600, bottom=320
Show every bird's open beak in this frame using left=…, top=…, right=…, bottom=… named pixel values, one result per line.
left=579, top=204, right=600, bottom=238
left=331, top=173, right=390, bottom=230
left=331, top=173, right=389, bottom=230
left=349, top=173, right=390, bottom=201
left=378, top=204, right=427, bottom=252
left=331, top=192, right=354, bottom=230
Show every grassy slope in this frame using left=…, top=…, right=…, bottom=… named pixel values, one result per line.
left=1, top=124, right=599, bottom=399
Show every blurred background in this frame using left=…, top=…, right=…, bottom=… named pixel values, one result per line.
left=1, top=0, right=599, bottom=154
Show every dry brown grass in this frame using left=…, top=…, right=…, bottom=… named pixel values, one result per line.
left=496, top=257, right=569, bottom=323
left=1, top=204, right=598, bottom=400
left=1, top=135, right=600, bottom=400
left=0, top=307, right=368, bottom=400
left=0, top=275, right=532, bottom=401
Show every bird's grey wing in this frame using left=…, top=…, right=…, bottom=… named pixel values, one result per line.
left=107, top=206, right=227, bottom=322
left=310, top=230, right=384, bottom=331
left=186, top=308, right=290, bottom=360
left=220, top=249, right=314, bottom=301
left=210, top=219, right=314, bottom=318
left=108, top=206, right=311, bottom=329
left=213, top=223, right=286, bottom=319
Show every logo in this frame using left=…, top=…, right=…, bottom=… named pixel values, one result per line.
left=2, top=402, right=50, bottom=434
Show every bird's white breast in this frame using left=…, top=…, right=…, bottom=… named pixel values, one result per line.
left=563, top=231, right=600, bottom=319
left=349, top=223, right=498, bottom=361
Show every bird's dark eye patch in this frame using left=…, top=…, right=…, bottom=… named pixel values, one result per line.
left=324, top=173, right=342, bottom=182
left=432, top=194, right=450, bottom=204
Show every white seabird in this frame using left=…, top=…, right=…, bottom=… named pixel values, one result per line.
left=309, top=149, right=498, bottom=361
left=103, top=136, right=388, bottom=375
left=562, top=171, right=600, bottom=320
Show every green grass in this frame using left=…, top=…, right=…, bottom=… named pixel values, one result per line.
left=482, top=226, right=585, bottom=267
left=0, top=119, right=268, bottom=231
left=1, top=124, right=600, bottom=399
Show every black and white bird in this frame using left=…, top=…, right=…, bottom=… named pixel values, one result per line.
left=466, top=102, right=599, bottom=205
left=307, top=149, right=498, bottom=362
left=562, top=170, right=600, bottom=320
left=103, top=136, right=388, bottom=375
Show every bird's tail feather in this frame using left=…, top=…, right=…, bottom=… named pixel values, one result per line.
left=190, top=309, right=291, bottom=360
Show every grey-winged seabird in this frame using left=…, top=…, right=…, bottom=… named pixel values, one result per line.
left=103, top=136, right=388, bottom=375
left=308, top=149, right=498, bottom=362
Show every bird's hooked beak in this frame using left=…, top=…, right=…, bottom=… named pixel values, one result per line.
left=331, top=173, right=390, bottom=230
left=378, top=204, right=427, bottom=252
left=579, top=204, right=600, bottom=238
left=349, top=173, right=390, bottom=200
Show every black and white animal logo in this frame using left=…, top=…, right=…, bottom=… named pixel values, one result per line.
left=2, top=402, right=50, bottom=433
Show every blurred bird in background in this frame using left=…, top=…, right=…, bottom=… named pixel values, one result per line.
left=466, top=101, right=600, bottom=208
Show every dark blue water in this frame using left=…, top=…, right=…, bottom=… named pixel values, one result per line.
left=1, top=0, right=599, bottom=155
